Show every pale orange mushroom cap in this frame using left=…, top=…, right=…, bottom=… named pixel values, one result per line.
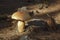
left=11, top=11, right=31, bottom=21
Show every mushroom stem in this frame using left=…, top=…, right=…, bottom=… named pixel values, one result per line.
left=17, top=21, right=25, bottom=33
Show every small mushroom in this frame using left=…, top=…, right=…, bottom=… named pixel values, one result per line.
left=11, top=11, right=31, bottom=33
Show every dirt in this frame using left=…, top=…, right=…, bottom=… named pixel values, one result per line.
left=0, top=19, right=60, bottom=40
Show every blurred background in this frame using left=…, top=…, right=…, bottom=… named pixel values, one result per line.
left=0, top=0, right=60, bottom=40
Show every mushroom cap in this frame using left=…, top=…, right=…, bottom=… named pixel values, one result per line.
left=11, top=11, right=31, bottom=21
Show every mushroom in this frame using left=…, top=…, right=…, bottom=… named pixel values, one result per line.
left=11, top=11, right=31, bottom=33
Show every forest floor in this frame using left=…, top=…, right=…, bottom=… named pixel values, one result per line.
left=0, top=19, right=60, bottom=40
